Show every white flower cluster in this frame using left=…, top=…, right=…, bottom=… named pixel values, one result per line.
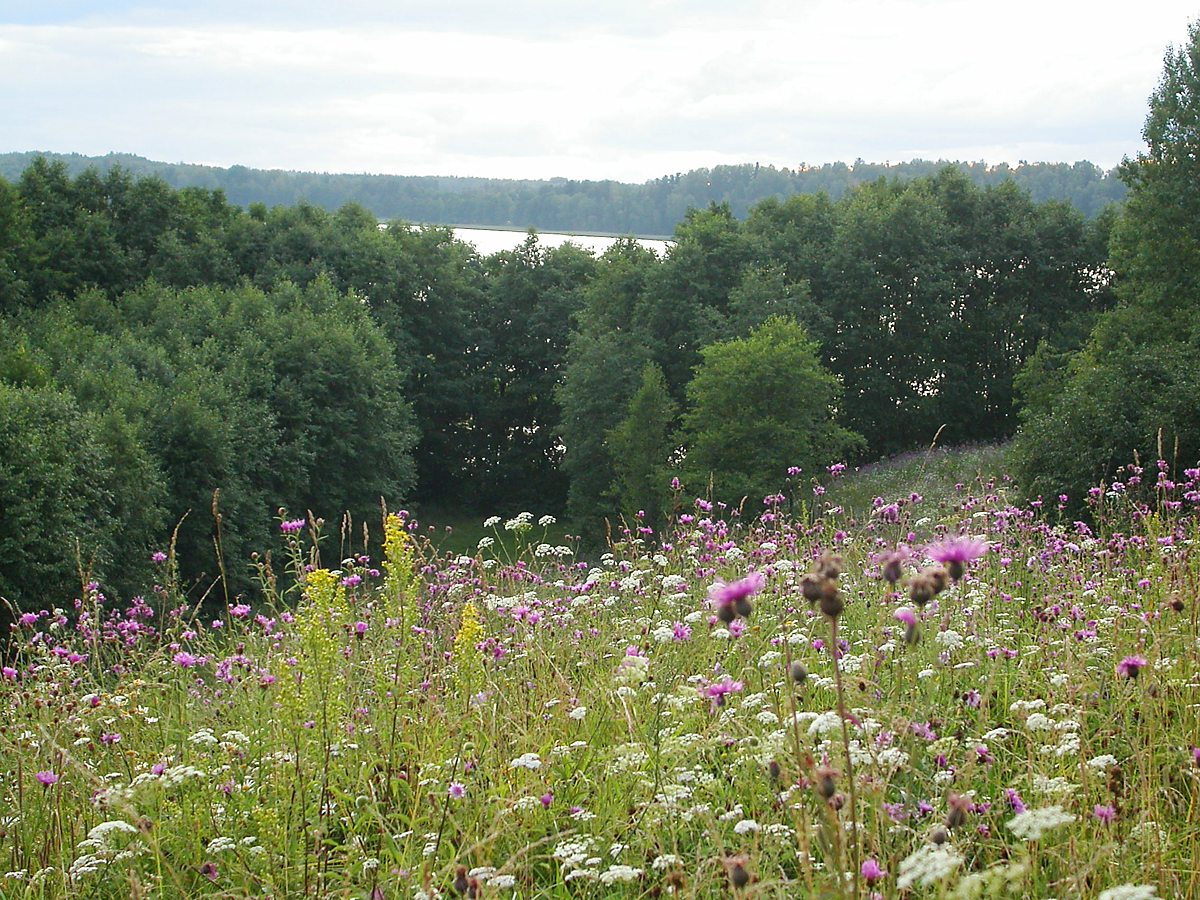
left=1006, top=805, right=1076, bottom=841
left=508, top=752, right=542, bottom=770
left=1096, top=886, right=1160, bottom=900
left=897, top=844, right=963, bottom=889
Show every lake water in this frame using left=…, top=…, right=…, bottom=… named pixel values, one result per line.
left=450, top=226, right=672, bottom=257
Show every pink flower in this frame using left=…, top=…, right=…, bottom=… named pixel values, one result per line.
left=701, top=675, right=744, bottom=711
left=35, top=770, right=59, bottom=787
left=1093, top=804, right=1116, bottom=824
left=1116, top=655, right=1148, bottom=679
left=708, top=572, right=764, bottom=621
left=173, top=651, right=198, bottom=668
left=448, top=782, right=466, bottom=799
left=860, top=858, right=886, bottom=885
left=926, top=537, right=989, bottom=580
left=893, top=607, right=917, bottom=627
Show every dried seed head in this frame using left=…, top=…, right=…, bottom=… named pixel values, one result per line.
left=927, top=565, right=950, bottom=595
left=789, top=660, right=808, bottom=684
left=929, top=825, right=949, bottom=845
left=882, top=556, right=904, bottom=583
left=818, top=587, right=844, bottom=620
left=815, top=551, right=844, bottom=580
left=909, top=573, right=935, bottom=607
left=814, top=765, right=838, bottom=799
left=453, top=866, right=469, bottom=896
left=800, top=573, right=824, bottom=603
left=945, top=793, right=972, bottom=830
left=728, top=861, right=751, bottom=890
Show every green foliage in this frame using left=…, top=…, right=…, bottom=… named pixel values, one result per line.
left=1014, top=21, right=1200, bottom=506
left=0, top=150, right=1128, bottom=233
left=8, top=279, right=417, bottom=598
left=607, top=362, right=678, bottom=530
left=0, top=384, right=121, bottom=605
left=680, top=317, right=864, bottom=506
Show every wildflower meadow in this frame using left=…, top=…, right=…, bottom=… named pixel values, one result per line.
left=2, top=457, right=1197, bottom=899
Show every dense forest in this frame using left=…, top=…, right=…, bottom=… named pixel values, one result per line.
left=0, top=151, right=1125, bottom=234
left=0, top=156, right=1113, bottom=605
left=3, top=18, right=1199, bottom=614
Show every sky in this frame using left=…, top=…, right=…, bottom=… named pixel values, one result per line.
left=1, top=1, right=1196, bottom=183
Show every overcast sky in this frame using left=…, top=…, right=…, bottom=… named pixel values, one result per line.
left=1, top=1, right=1195, bottom=182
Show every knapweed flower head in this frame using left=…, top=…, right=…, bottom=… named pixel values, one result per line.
left=1116, top=655, right=1148, bottom=679
left=280, top=518, right=306, bottom=534
left=708, top=572, right=764, bottom=622
left=36, top=770, right=59, bottom=787
left=875, top=544, right=912, bottom=583
left=701, top=675, right=744, bottom=711
left=860, top=857, right=886, bottom=885
left=926, top=536, right=988, bottom=581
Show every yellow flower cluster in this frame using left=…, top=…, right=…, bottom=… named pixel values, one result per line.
left=279, top=567, right=350, bottom=717
left=383, top=513, right=416, bottom=624
left=453, top=601, right=484, bottom=663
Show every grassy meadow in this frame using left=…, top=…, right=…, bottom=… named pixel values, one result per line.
left=1, top=456, right=1198, bottom=899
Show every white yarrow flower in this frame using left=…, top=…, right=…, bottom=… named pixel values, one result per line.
left=1096, top=886, right=1160, bottom=900
left=896, top=844, right=963, bottom=889
left=1006, top=805, right=1076, bottom=841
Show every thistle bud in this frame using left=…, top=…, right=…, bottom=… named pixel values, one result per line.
left=818, top=587, right=844, bottom=620
left=927, top=565, right=950, bottom=595
left=929, top=825, right=949, bottom=845
left=910, top=573, right=935, bottom=607
left=800, top=573, right=824, bottom=603
left=717, top=602, right=737, bottom=624
left=789, top=660, right=808, bottom=684
left=816, top=551, right=844, bottom=580
left=728, top=860, right=751, bottom=890
left=453, top=866, right=469, bottom=896
left=882, top=556, right=904, bottom=583
left=945, top=793, right=971, bottom=830
left=814, top=765, right=838, bottom=799
left=734, top=595, right=753, bottom=619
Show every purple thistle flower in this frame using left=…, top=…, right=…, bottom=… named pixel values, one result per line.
left=448, top=782, right=466, bottom=799
left=1116, top=655, right=1148, bottom=679
left=701, top=675, right=744, bottom=711
left=860, top=858, right=885, bottom=885
left=1093, top=804, right=1116, bottom=824
left=708, top=572, right=764, bottom=621
left=151, top=551, right=168, bottom=564
left=926, top=536, right=988, bottom=580
left=35, top=770, right=59, bottom=787
left=173, top=651, right=198, bottom=668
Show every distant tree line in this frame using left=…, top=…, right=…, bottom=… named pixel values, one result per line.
left=0, top=153, right=1122, bottom=609
left=0, top=151, right=1125, bottom=234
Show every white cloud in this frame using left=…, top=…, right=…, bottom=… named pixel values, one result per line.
left=1, top=1, right=1196, bottom=181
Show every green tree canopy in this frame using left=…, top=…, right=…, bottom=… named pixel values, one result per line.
left=679, top=317, right=863, bottom=507
left=1014, top=20, right=1200, bottom=505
